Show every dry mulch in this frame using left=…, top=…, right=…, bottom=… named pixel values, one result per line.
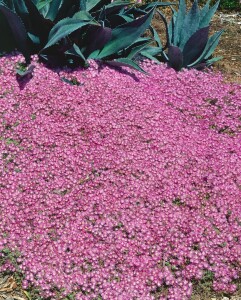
left=0, top=275, right=27, bottom=300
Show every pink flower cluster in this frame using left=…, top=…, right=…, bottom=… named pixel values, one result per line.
left=0, top=55, right=240, bottom=300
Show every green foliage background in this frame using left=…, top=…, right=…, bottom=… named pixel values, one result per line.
left=193, top=0, right=240, bottom=10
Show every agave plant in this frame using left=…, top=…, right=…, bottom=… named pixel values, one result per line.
left=141, top=0, right=224, bottom=71
left=0, top=0, right=173, bottom=72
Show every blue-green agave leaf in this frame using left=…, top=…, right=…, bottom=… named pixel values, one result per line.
left=65, top=43, right=86, bottom=62
left=140, top=50, right=161, bottom=63
left=199, top=0, right=211, bottom=23
left=107, top=14, right=131, bottom=28
left=36, top=0, right=52, bottom=10
left=168, top=14, right=175, bottom=45
left=204, top=55, right=223, bottom=65
left=149, top=25, right=163, bottom=48
left=54, top=0, right=80, bottom=21
left=156, top=9, right=169, bottom=49
left=43, top=17, right=97, bottom=50
left=0, top=8, right=16, bottom=52
left=85, top=25, right=112, bottom=58
left=126, top=38, right=151, bottom=59
left=188, top=29, right=223, bottom=67
left=72, top=10, right=93, bottom=20
left=105, top=57, right=147, bottom=74
left=95, top=7, right=155, bottom=59
left=102, top=1, right=131, bottom=15
left=168, top=45, right=183, bottom=71
left=182, top=26, right=209, bottom=66
left=139, top=1, right=174, bottom=11
left=87, top=0, right=112, bottom=12
left=45, top=0, right=63, bottom=21
left=0, top=3, right=30, bottom=63
left=141, top=46, right=164, bottom=57
left=199, top=0, right=220, bottom=28
left=80, top=0, right=87, bottom=11
left=24, top=0, right=53, bottom=44
left=179, top=0, right=200, bottom=49
left=173, top=0, right=186, bottom=45
left=28, top=32, right=40, bottom=45
left=12, top=0, right=28, bottom=18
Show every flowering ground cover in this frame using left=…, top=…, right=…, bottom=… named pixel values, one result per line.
left=0, top=55, right=241, bottom=300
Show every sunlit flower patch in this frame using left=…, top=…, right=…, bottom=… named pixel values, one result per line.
left=0, top=55, right=240, bottom=300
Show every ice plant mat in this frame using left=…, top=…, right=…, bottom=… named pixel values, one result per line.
left=0, top=56, right=241, bottom=299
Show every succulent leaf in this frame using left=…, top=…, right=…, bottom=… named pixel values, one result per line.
left=79, top=0, right=87, bottom=11
left=24, top=0, right=54, bottom=45
left=173, top=0, right=186, bottom=45
left=139, top=1, right=175, bottom=11
left=105, top=57, right=147, bottom=73
left=168, top=45, right=183, bottom=71
left=179, top=0, right=200, bottom=49
left=65, top=43, right=86, bottom=62
left=84, top=25, right=112, bottom=58
left=0, top=9, right=16, bottom=53
left=45, top=0, right=63, bottom=21
left=155, top=9, right=169, bottom=50
left=96, top=6, right=155, bottom=59
left=0, top=3, right=30, bottom=63
left=188, top=29, right=223, bottom=67
left=43, top=17, right=97, bottom=50
left=182, top=26, right=209, bottom=66
left=149, top=25, right=163, bottom=48
left=199, top=0, right=220, bottom=28
left=140, top=49, right=162, bottom=63
left=36, top=0, right=52, bottom=11
left=126, top=38, right=151, bottom=59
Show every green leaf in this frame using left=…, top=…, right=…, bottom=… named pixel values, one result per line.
left=0, top=3, right=30, bottom=63
left=179, top=0, right=200, bottom=49
left=126, top=38, right=151, bottom=59
left=0, top=10, right=16, bottom=53
left=149, top=25, right=162, bottom=48
left=24, top=0, right=53, bottom=47
left=36, top=0, right=52, bottom=10
left=86, top=0, right=111, bottom=12
left=80, top=0, right=87, bottom=11
left=46, top=0, right=63, bottom=21
left=182, top=26, right=209, bottom=66
left=173, top=0, right=186, bottom=45
left=199, top=0, right=211, bottom=24
left=43, top=17, right=97, bottom=50
left=156, top=9, right=169, bottom=49
left=54, top=0, right=80, bottom=22
left=72, top=10, right=93, bottom=21
left=168, top=45, right=183, bottom=71
left=84, top=25, right=112, bottom=58
left=105, top=57, right=147, bottom=74
left=140, top=50, right=161, bottom=63
left=139, top=1, right=174, bottom=11
left=65, top=43, right=86, bottom=63
left=199, top=0, right=220, bottom=28
left=96, top=7, right=155, bottom=59
left=188, top=29, right=223, bottom=67
left=205, top=55, right=222, bottom=66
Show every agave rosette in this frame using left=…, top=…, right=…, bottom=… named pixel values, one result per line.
left=141, top=0, right=224, bottom=71
left=0, top=0, right=173, bottom=72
